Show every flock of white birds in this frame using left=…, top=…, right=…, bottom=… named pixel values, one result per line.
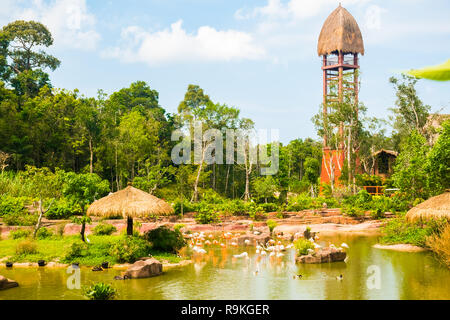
left=184, top=230, right=350, bottom=280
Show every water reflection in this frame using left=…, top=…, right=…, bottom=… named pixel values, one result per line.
left=1, top=234, right=449, bottom=300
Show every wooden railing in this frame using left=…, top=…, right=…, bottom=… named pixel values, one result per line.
left=363, top=186, right=385, bottom=196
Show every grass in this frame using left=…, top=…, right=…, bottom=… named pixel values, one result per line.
left=380, top=216, right=446, bottom=247
left=0, top=234, right=183, bottom=266
left=427, top=223, right=450, bottom=268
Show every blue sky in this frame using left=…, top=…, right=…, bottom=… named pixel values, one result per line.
left=1, top=0, right=449, bottom=143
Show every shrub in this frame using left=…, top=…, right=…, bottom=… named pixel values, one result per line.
left=16, top=240, right=38, bottom=255
left=9, top=229, right=31, bottom=239
left=173, top=223, right=185, bottom=233
left=93, top=223, right=117, bottom=236
left=194, top=205, right=220, bottom=224
left=45, top=198, right=81, bottom=220
left=3, top=213, right=38, bottom=226
left=172, top=199, right=198, bottom=215
left=83, top=282, right=117, bottom=300
left=145, top=225, right=186, bottom=253
left=109, top=236, right=151, bottom=263
left=0, top=195, right=30, bottom=217
left=342, top=206, right=365, bottom=218
left=266, top=219, right=278, bottom=235
left=427, top=223, right=450, bottom=268
left=381, top=217, right=444, bottom=247
left=63, top=242, right=89, bottom=262
left=286, top=193, right=313, bottom=211
left=57, top=223, right=66, bottom=237
left=36, top=227, right=53, bottom=239
left=259, top=203, right=278, bottom=213
left=294, top=238, right=315, bottom=256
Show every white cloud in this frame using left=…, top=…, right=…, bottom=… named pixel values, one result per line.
left=364, top=5, right=386, bottom=30
left=236, top=0, right=371, bottom=22
left=0, top=0, right=100, bottom=51
left=102, top=20, right=266, bottom=66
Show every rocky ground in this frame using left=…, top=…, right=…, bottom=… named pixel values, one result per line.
left=0, top=208, right=390, bottom=239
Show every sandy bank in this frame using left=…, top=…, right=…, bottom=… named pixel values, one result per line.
left=372, top=243, right=428, bottom=252
left=274, top=220, right=384, bottom=236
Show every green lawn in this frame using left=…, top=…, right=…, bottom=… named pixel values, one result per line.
left=0, top=234, right=182, bottom=266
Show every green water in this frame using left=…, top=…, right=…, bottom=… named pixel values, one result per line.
left=1, top=234, right=449, bottom=300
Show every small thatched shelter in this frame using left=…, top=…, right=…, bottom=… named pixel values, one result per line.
left=406, top=192, right=450, bottom=222
left=317, top=4, right=365, bottom=56
left=87, top=185, right=174, bottom=235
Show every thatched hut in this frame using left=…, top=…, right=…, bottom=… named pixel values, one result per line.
left=406, top=192, right=450, bottom=222
left=317, top=4, right=364, bottom=56
left=87, top=185, right=174, bottom=235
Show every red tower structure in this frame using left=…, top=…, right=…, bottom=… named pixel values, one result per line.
left=317, top=4, right=364, bottom=185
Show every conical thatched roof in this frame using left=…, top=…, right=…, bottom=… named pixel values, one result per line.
left=318, top=4, right=364, bottom=56
left=87, top=185, right=174, bottom=218
left=406, top=192, right=450, bottom=222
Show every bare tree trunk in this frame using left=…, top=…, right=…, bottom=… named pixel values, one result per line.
left=191, top=147, right=206, bottom=202
left=89, top=136, right=94, bottom=174
left=33, top=199, right=54, bottom=239
left=224, top=165, right=230, bottom=196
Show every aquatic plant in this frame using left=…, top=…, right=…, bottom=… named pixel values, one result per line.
left=294, top=238, right=315, bottom=256
left=83, top=282, right=117, bottom=300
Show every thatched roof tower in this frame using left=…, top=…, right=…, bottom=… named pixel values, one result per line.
left=317, top=4, right=365, bottom=56
left=406, top=192, right=450, bottom=222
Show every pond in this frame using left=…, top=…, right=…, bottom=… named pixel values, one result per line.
left=1, top=233, right=449, bottom=300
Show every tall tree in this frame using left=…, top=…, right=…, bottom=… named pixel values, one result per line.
left=2, top=20, right=60, bottom=96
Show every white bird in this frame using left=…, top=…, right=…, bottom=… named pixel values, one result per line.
left=244, top=239, right=251, bottom=245
left=307, top=248, right=315, bottom=255
left=269, top=252, right=275, bottom=257
left=341, top=243, right=349, bottom=249
left=233, top=252, right=249, bottom=259
left=309, top=238, right=315, bottom=243
left=193, top=246, right=206, bottom=254
left=256, top=249, right=260, bottom=254
left=313, top=243, right=321, bottom=249
left=276, top=252, right=284, bottom=258
left=336, top=274, right=343, bottom=281
left=261, top=250, right=267, bottom=256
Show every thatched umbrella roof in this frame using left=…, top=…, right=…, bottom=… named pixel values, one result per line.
left=318, top=4, right=364, bottom=56
left=87, top=185, right=174, bottom=219
left=406, top=192, right=450, bottom=222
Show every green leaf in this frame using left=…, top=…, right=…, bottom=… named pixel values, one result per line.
left=406, top=59, right=450, bottom=81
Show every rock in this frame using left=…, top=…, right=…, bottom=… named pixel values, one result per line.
left=123, top=258, right=163, bottom=279
left=92, top=266, right=103, bottom=272
left=296, top=247, right=346, bottom=264
left=0, top=275, right=19, bottom=290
